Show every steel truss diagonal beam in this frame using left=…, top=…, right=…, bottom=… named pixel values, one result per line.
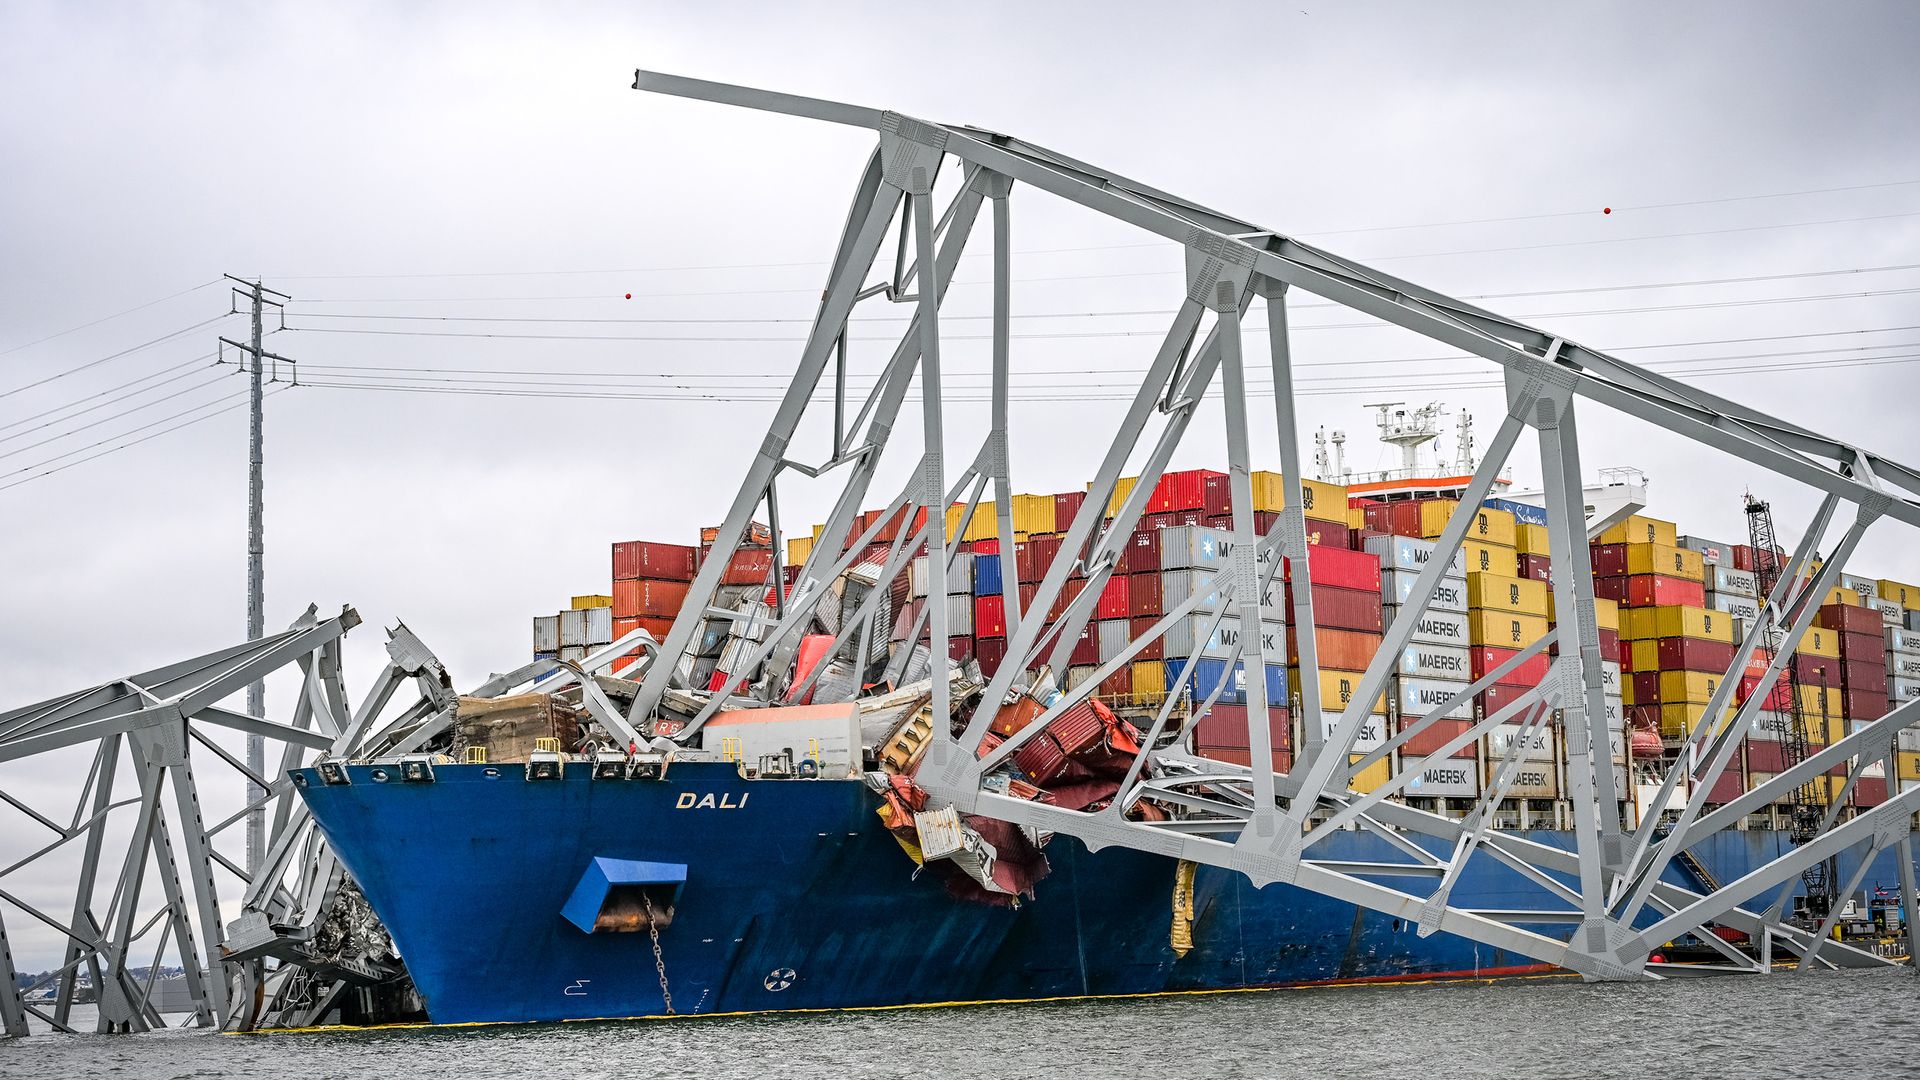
left=612, top=69, right=1920, bottom=984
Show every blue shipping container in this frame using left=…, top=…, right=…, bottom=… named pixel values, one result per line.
left=974, top=554, right=1003, bottom=596
left=1163, top=658, right=1288, bottom=706
left=1482, top=497, right=1548, bottom=526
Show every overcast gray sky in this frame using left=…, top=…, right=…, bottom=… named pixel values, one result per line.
left=3, top=2, right=1918, bottom=968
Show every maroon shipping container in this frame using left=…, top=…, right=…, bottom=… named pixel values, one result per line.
left=1837, top=630, right=1887, bottom=660
left=1284, top=545, right=1382, bottom=592
left=1704, top=755, right=1745, bottom=804
left=1298, top=585, right=1384, bottom=633
left=975, top=595, right=1007, bottom=639
left=1066, top=621, right=1098, bottom=666
left=1477, top=684, right=1535, bottom=719
left=1747, top=740, right=1789, bottom=774
left=1098, top=666, right=1133, bottom=699
left=975, top=636, right=1008, bottom=679
left=612, top=540, right=698, bottom=582
left=1815, top=603, right=1881, bottom=634
left=1200, top=747, right=1294, bottom=774
left=1147, top=469, right=1224, bottom=514
left=1630, top=671, right=1662, bottom=705
left=612, top=578, right=690, bottom=618
left=1121, top=529, right=1161, bottom=573
left=1192, top=703, right=1292, bottom=753
left=716, top=548, right=776, bottom=586
left=1200, top=472, right=1234, bottom=518
left=1401, top=718, right=1475, bottom=759
left=945, top=635, right=974, bottom=663
left=1592, top=576, right=1629, bottom=604
left=1363, top=503, right=1396, bottom=534
left=1054, top=490, right=1088, bottom=528
left=1590, top=543, right=1629, bottom=578
left=1141, top=512, right=1182, bottom=531
left=1855, top=776, right=1888, bottom=807
left=1731, top=543, right=1785, bottom=572
left=1129, top=572, right=1163, bottom=616
left=1287, top=627, right=1383, bottom=670
left=1517, top=554, right=1553, bottom=584
left=1796, top=654, right=1840, bottom=685
left=1841, top=686, right=1887, bottom=719
left=1095, top=575, right=1130, bottom=620
left=1843, top=660, right=1889, bottom=696
left=1130, top=616, right=1165, bottom=660
left=1050, top=578, right=1088, bottom=621
left=1656, top=636, right=1737, bottom=673
left=1624, top=575, right=1705, bottom=608
left=1305, top=519, right=1352, bottom=549
left=1021, top=534, right=1064, bottom=583
left=1470, top=646, right=1550, bottom=688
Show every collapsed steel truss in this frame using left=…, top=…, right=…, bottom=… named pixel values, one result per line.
left=626, top=71, right=1920, bottom=981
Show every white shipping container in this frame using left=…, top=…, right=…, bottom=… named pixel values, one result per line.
left=1888, top=650, right=1920, bottom=680
left=1164, top=613, right=1285, bottom=661
left=1379, top=568, right=1468, bottom=612
left=1096, top=619, right=1132, bottom=663
left=1487, top=722, right=1554, bottom=761
left=1365, top=534, right=1468, bottom=577
left=1320, top=710, right=1386, bottom=753
left=1888, top=627, right=1918, bottom=652
left=1403, top=754, right=1481, bottom=798
left=1158, top=525, right=1276, bottom=572
left=585, top=605, right=614, bottom=646
left=559, top=608, right=590, bottom=648
left=1704, top=565, right=1757, bottom=597
left=1707, top=593, right=1761, bottom=624
left=1892, top=676, right=1920, bottom=705
left=1840, top=573, right=1877, bottom=600
left=558, top=645, right=588, bottom=663
left=1161, top=568, right=1282, bottom=612
left=1599, top=660, right=1621, bottom=695
left=1678, top=535, right=1737, bottom=566
left=1383, top=605, right=1471, bottom=647
left=908, top=553, right=975, bottom=597
left=1397, top=643, right=1471, bottom=680
left=1489, top=757, right=1560, bottom=799
left=1394, top=675, right=1473, bottom=721
left=1873, top=598, right=1904, bottom=626
left=1598, top=697, right=1624, bottom=729
left=1898, top=727, right=1920, bottom=752
left=1747, top=709, right=1791, bottom=742
left=533, top=614, right=560, bottom=653
left=942, top=593, right=974, bottom=636
left=706, top=702, right=864, bottom=777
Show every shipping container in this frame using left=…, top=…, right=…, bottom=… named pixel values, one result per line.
left=1192, top=702, right=1292, bottom=754
left=1402, top=753, right=1482, bottom=796
left=1487, top=721, right=1555, bottom=762
left=1247, top=471, right=1348, bottom=523
left=1095, top=618, right=1132, bottom=663
left=1516, top=554, right=1552, bottom=584
left=1596, top=515, right=1678, bottom=547
left=612, top=540, right=698, bottom=582
left=612, top=578, right=691, bottom=618
left=1481, top=496, right=1548, bottom=527
left=908, top=553, right=975, bottom=597
left=1364, top=533, right=1468, bottom=577
left=1877, top=578, right=1920, bottom=609
left=1396, top=643, right=1472, bottom=681
left=1459, top=539, right=1517, bottom=577
left=1348, top=754, right=1394, bottom=794
left=1814, top=603, right=1880, bottom=635
left=1164, top=613, right=1286, bottom=661
left=1094, top=575, right=1130, bottom=620
left=1165, top=657, right=1288, bottom=706
left=1315, top=710, right=1386, bottom=752
left=1677, top=535, right=1738, bottom=566
left=1299, top=667, right=1387, bottom=715
left=1623, top=575, right=1707, bottom=609
left=1128, top=616, right=1165, bottom=661
left=1291, top=626, right=1388, bottom=670
left=1469, top=645, right=1550, bottom=687
left=1284, top=544, right=1382, bottom=592
left=1465, top=573, right=1549, bottom=617
left=974, top=553, right=1004, bottom=596
left=1620, top=605, right=1734, bottom=644
left=1707, top=593, right=1760, bottom=624
left=1488, top=757, right=1561, bottom=798
left=1704, top=565, right=1757, bottom=597
left=1515, top=522, right=1552, bottom=557
left=1795, top=625, right=1841, bottom=659
left=976, top=595, right=1008, bottom=639
left=1380, top=568, right=1468, bottom=611
left=1395, top=675, right=1474, bottom=721
left=1122, top=529, right=1162, bottom=573
left=1159, top=567, right=1284, bottom=613
left=533, top=614, right=560, bottom=653
left=1544, top=593, right=1621, bottom=632
left=1620, top=542, right=1705, bottom=581
left=1306, top=585, right=1385, bottom=633
left=1467, top=611, right=1550, bottom=648
left=1129, top=572, right=1163, bottom=616
left=1383, top=605, right=1471, bottom=647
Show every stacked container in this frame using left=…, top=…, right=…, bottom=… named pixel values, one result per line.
left=1285, top=544, right=1384, bottom=782
left=611, top=539, right=698, bottom=662
left=1367, top=534, right=1471, bottom=804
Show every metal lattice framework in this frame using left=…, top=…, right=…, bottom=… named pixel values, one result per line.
left=624, top=71, right=1920, bottom=981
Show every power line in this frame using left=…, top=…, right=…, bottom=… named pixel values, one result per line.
left=0, top=280, right=221, bottom=358
left=0, top=387, right=289, bottom=494
left=0, top=369, right=240, bottom=459
left=0, top=387, right=253, bottom=478
left=0, top=354, right=216, bottom=435
left=0, top=315, right=234, bottom=399
left=279, top=285, right=1920, bottom=346
left=264, top=176, right=1920, bottom=281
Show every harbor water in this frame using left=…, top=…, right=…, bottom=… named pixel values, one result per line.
left=6, top=969, right=1912, bottom=1079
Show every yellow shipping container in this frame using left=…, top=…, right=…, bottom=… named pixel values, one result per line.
left=1629, top=638, right=1658, bottom=669
left=1597, top=514, right=1679, bottom=547
left=1546, top=594, right=1620, bottom=633
left=1461, top=538, right=1518, bottom=577
left=1818, top=585, right=1857, bottom=608
left=1011, top=493, right=1057, bottom=535
left=1094, top=476, right=1140, bottom=517
left=1302, top=668, right=1388, bottom=716
left=1468, top=611, right=1550, bottom=648
left=1468, top=506, right=1518, bottom=547
left=1465, top=572, right=1550, bottom=617
left=787, top=535, right=815, bottom=566
left=1657, top=703, right=1738, bottom=739
left=1646, top=605, right=1735, bottom=644
left=1877, top=579, right=1920, bottom=610
left=1623, top=542, right=1705, bottom=582
left=1349, top=754, right=1393, bottom=794
left=1658, top=670, right=1724, bottom=705
left=1409, top=499, right=1460, bottom=539
left=1346, top=506, right=1367, bottom=531
left=570, top=594, right=612, bottom=610
left=1897, top=750, right=1920, bottom=781
left=1131, top=660, right=1167, bottom=705
left=1795, top=626, right=1841, bottom=659
left=1515, top=522, right=1553, bottom=557
left=1250, top=471, right=1348, bottom=523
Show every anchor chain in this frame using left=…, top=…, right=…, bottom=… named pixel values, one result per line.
left=643, top=895, right=673, bottom=1015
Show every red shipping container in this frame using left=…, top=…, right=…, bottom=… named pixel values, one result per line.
left=1050, top=578, right=1088, bottom=621
left=1470, top=646, right=1550, bottom=688
left=1855, top=776, right=1888, bottom=808
left=1305, top=519, right=1352, bottom=549
left=612, top=540, right=697, bottom=582
left=1704, top=755, right=1745, bottom=804
left=1656, top=637, right=1736, bottom=673
left=1796, top=654, right=1840, bottom=685
left=1200, top=472, right=1234, bottom=518
left=945, top=635, right=974, bottom=662
left=1401, top=718, right=1476, bottom=759
left=1284, top=545, right=1382, bottom=592
left=1142, top=512, right=1182, bottom=531
left=1292, top=585, right=1383, bottom=633
left=1592, top=576, right=1629, bottom=604
left=718, top=548, right=776, bottom=586
left=1841, top=687, right=1887, bottom=719
left=1193, top=703, right=1292, bottom=752
left=1067, top=622, right=1098, bottom=666
left=1747, top=740, right=1789, bottom=774
left=1843, top=661, right=1888, bottom=696
left=870, top=505, right=928, bottom=544
left=1631, top=671, right=1663, bottom=704
left=1130, top=616, right=1165, bottom=660
left=1203, top=513, right=1232, bottom=531
left=1478, top=684, right=1535, bottom=719
left=1095, top=575, right=1130, bottom=620
left=975, top=595, right=1007, bottom=639
left=1737, top=673, right=1795, bottom=712
left=1553, top=626, right=1622, bottom=662
left=1198, top=747, right=1294, bottom=774
left=1099, top=666, right=1133, bottom=699
left=1017, top=581, right=1040, bottom=614
left=1517, top=554, right=1553, bottom=584
left=1363, top=503, right=1396, bottom=534
left=1121, top=529, right=1161, bottom=573
left=1287, top=627, right=1383, bottom=670
left=975, top=636, right=1008, bottom=679
left=1590, top=543, right=1629, bottom=578
left=1021, top=534, right=1064, bottom=583
left=1837, top=630, right=1886, bottom=660
left=1624, top=575, right=1705, bottom=608
left=613, top=578, right=690, bottom=618
left=1129, top=572, right=1163, bottom=616
left=970, top=537, right=1001, bottom=556
left=1148, top=469, right=1223, bottom=514
left=1054, top=490, right=1088, bottom=528
left=1815, top=603, right=1880, bottom=634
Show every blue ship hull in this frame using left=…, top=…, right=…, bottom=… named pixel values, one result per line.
left=295, top=762, right=1908, bottom=1025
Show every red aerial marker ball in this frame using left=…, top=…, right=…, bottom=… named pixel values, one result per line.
left=1602, top=207, right=1612, bottom=214
left=625, top=293, right=632, bottom=299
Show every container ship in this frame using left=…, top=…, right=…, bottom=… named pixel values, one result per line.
left=296, top=403, right=1919, bottom=1025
